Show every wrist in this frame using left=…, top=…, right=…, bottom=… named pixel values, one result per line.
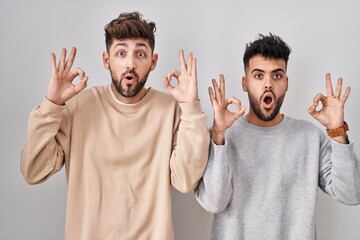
left=331, top=134, right=349, bottom=144
left=326, top=121, right=349, bottom=138
left=45, top=96, right=65, bottom=106
left=179, top=96, right=199, bottom=103
left=211, top=129, right=225, bottom=145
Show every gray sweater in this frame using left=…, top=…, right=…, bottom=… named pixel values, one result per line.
left=195, top=115, right=360, bottom=240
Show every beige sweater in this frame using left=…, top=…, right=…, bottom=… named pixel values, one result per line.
left=21, top=86, right=210, bottom=240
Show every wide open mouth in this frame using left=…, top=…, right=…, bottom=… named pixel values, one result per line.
left=261, top=92, right=275, bottom=108
left=264, top=95, right=272, bottom=104
left=123, top=73, right=136, bottom=82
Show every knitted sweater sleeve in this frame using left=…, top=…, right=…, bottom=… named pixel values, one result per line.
left=194, top=140, right=233, bottom=213
left=169, top=101, right=210, bottom=193
left=319, top=136, right=360, bottom=205
left=20, top=98, right=70, bottom=184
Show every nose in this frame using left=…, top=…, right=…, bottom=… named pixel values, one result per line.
left=126, top=66, right=134, bottom=71
left=126, top=55, right=136, bottom=70
left=264, top=75, right=273, bottom=90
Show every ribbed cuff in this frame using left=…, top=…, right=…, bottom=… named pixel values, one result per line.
left=178, top=101, right=203, bottom=116
left=331, top=139, right=355, bottom=165
left=37, top=97, right=66, bottom=118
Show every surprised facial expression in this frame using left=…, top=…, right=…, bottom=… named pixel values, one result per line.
left=242, top=55, right=288, bottom=122
left=103, top=38, right=158, bottom=103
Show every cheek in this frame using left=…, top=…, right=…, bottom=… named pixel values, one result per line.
left=110, top=55, right=128, bottom=65
left=110, top=59, right=128, bottom=71
left=247, top=79, right=263, bottom=88
left=143, top=59, right=153, bottom=68
left=275, top=82, right=288, bottom=94
left=108, top=64, right=123, bottom=78
left=138, top=62, right=153, bottom=73
left=247, top=84, right=263, bottom=97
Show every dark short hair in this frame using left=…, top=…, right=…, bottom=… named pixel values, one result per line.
left=243, top=33, right=291, bottom=70
left=104, top=12, right=156, bottom=52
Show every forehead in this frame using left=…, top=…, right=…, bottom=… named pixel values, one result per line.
left=247, top=55, right=287, bottom=73
left=110, top=38, right=151, bottom=51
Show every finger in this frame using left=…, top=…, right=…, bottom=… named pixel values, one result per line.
left=191, top=57, right=197, bottom=78
left=78, top=69, right=85, bottom=81
left=308, top=93, right=325, bottom=118
left=219, top=74, right=225, bottom=99
left=50, top=52, right=57, bottom=75
left=74, top=75, right=88, bottom=94
left=66, top=68, right=88, bottom=94
left=307, top=98, right=322, bottom=119
left=58, top=48, right=67, bottom=71
left=212, top=79, right=222, bottom=103
left=69, top=68, right=82, bottom=82
left=307, top=104, right=318, bottom=118
left=227, top=97, right=240, bottom=105
left=208, top=87, right=216, bottom=107
left=325, top=73, right=334, bottom=96
left=65, top=47, right=77, bottom=73
left=227, top=97, right=245, bottom=119
left=235, top=105, right=246, bottom=119
left=179, top=49, right=187, bottom=73
left=341, top=86, right=351, bottom=103
left=333, top=76, right=343, bottom=99
left=167, top=70, right=181, bottom=79
left=187, top=52, right=193, bottom=75
left=312, top=93, right=325, bottom=107
left=167, top=70, right=181, bottom=84
left=163, top=76, right=175, bottom=93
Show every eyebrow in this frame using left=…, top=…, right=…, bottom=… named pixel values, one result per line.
left=113, top=42, right=149, bottom=50
left=135, top=43, right=149, bottom=49
left=251, top=68, right=285, bottom=74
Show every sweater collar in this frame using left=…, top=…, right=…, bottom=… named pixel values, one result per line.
left=104, top=84, right=155, bottom=112
left=240, top=115, right=290, bottom=133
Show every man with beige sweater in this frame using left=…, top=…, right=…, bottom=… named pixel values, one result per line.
left=20, top=12, right=209, bottom=240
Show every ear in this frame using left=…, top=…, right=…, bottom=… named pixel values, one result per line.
left=242, top=76, right=248, bottom=92
left=103, top=51, right=110, bottom=69
left=150, top=53, right=158, bottom=71
left=286, top=76, right=289, bottom=91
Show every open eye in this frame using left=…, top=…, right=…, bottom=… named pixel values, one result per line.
left=116, top=51, right=125, bottom=57
left=273, top=73, right=283, bottom=79
left=137, top=51, right=146, bottom=58
left=254, top=73, right=263, bottom=79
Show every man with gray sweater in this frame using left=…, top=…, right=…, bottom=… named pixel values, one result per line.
left=195, top=33, right=360, bottom=240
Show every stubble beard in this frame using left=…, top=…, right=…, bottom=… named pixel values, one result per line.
left=111, top=68, right=151, bottom=98
left=248, top=91, right=285, bottom=122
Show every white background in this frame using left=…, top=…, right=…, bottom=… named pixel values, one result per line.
left=1, top=0, right=359, bottom=239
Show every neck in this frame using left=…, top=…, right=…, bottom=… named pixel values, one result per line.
left=110, top=84, right=149, bottom=104
left=246, top=109, right=284, bottom=127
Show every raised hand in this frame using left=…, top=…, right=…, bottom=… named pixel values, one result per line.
left=308, top=73, right=351, bottom=130
left=47, top=47, right=88, bottom=105
left=210, top=74, right=246, bottom=145
left=163, top=49, right=198, bottom=103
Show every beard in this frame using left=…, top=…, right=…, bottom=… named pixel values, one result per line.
left=111, top=67, right=151, bottom=98
left=248, top=90, right=285, bottom=122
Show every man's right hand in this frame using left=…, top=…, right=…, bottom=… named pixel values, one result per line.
left=209, top=74, right=246, bottom=145
left=46, top=47, right=88, bottom=105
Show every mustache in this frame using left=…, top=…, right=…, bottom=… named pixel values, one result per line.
left=121, top=69, right=139, bottom=79
left=260, top=89, right=276, bottom=100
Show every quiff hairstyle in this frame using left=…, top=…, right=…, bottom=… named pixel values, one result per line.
left=243, top=33, right=291, bottom=70
left=104, top=12, right=156, bottom=52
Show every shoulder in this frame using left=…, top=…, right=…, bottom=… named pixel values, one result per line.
left=149, top=89, right=177, bottom=107
left=151, top=89, right=175, bottom=100
left=285, top=116, right=327, bottom=141
left=79, top=85, right=104, bottom=99
left=66, top=86, right=106, bottom=110
left=286, top=116, right=322, bottom=132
